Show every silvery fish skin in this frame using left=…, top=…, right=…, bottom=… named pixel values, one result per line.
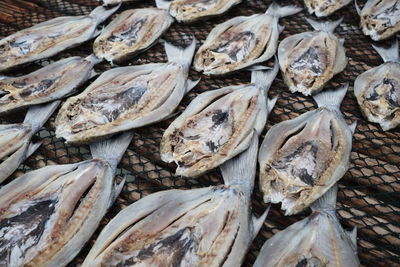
left=56, top=39, right=198, bottom=144
left=259, top=85, right=356, bottom=215
left=0, top=101, right=59, bottom=185
left=356, top=0, right=400, bottom=41
left=83, top=133, right=268, bottom=267
left=254, top=185, right=360, bottom=267
left=161, top=62, right=278, bottom=177
left=278, top=18, right=347, bottom=96
left=304, top=0, right=352, bottom=17
left=157, top=0, right=242, bottom=23
left=93, top=8, right=174, bottom=63
left=0, top=132, right=132, bottom=267
left=0, top=5, right=119, bottom=72
left=0, top=55, right=99, bottom=114
left=193, top=3, right=302, bottom=75
left=354, top=41, right=400, bottom=131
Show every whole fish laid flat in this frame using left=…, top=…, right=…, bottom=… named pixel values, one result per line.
left=193, top=2, right=302, bottom=75
left=156, top=0, right=242, bottom=23
left=0, top=101, right=59, bottom=185
left=0, top=55, right=99, bottom=114
left=0, top=5, right=119, bottom=72
left=161, top=61, right=278, bottom=177
left=93, top=7, right=174, bottom=63
left=0, top=132, right=132, bottom=267
left=304, top=0, right=352, bottom=17
left=83, top=133, right=268, bottom=267
left=259, top=84, right=356, bottom=215
left=278, top=18, right=348, bottom=96
left=356, top=0, right=400, bottom=41
left=254, top=185, right=360, bottom=267
left=354, top=41, right=400, bottom=131
left=56, top=39, right=199, bottom=144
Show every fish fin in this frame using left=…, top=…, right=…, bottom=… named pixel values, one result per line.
left=313, top=83, right=348, bottom=111
left=185, top=78, right=200, bottom=93
left=305, top=17, right=343, bottom=33
left=90, top=132, right=133, bottom=170
left=251, top=57, right=279, bottom=93
left=24, top=101, right=60, bottom=133
left=220, top=131, right=259, bottom=195
left=85, top=54, right=103, bottom=65
left=372, top=41, right=399, bottom=62
left=349, top=121, right=357, bottom=135
left=90, top=70, right=100, bottom=79
left=355, top=0, right=362, bottom=15
left=311, top=183, right=338, bottom=212
left=90, top=3, right=121, bottom=24
left=278, top=24, right=285, bottom=33
left=266, top=2, right=302, bottom=18
left=339, top=38, right=345, bottom=45
left=347, top=227, right=358, bottom=246
left=247, top=65, right=271, bottom=71
left=110, top=177, right=126, bottom=207
left=165, top=37, right=197, bottom=71
left=267, top=97, right=278, bottom=114
left=26, top=142, right=41, bottom=158
left=252, top=205, right=270, bottom=237
left=155, top=0, right=171, bottom=9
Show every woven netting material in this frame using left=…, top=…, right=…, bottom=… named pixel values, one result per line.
left=0, top=0, right=399, bottom=266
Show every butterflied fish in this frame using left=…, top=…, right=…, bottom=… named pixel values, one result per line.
left=0, top=132, right=132, bottom=267
left=193, top=3, right=301, bottom=75
left=0, top=5, right=119, bottom=72
left=259, top=84, right=356, bottom=215
left=253, top=185, right=360, bottom=267
left=278, top=18, right=348, bottom=96
left=0, top=55, right=99, bottom=114
left=161, top=61, right=278, bottom=177
left=354, top=41, right=400, bottom=131
left=93, top=7, right=174, bottom=63
left=56, top=39, right=198, bottom=144
left=356, top=0, right=400, bottom=41
left=83, top=133, right=268, bottom=267
left=304, top=0, right=352, bottom=17
left=156, top=0, right=242, bottom=23
left=0, top=101, right=59, bottom=185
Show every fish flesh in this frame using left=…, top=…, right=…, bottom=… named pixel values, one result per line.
left=0, top=55, right=99, bottom=114
left=0, top=5, right=119, bottom=72
left=0, top=132, right=132, bottom=267
left=156, top=0, right=242, bottom=23
left=93, top=7, right=174, bottom=63
left=304, top=0, right=352, bottom=17
left=56, top=39, right=198, bottom=144
left=0, top=101, right=59, bottom=185
left=193, top=3, right=302, bottom=75
left=161, top=61, right=278, bottom=177
left=83, top=133, right=268, bottom=267
left=253, top=184, right=360, bottom=267
left=356, top=0, right=400, bottom=41
left=258, top=84, right=356, bottom=215
left=278, top=18, right=347, bottom=96
left=354, top=41, right=400, bottom=131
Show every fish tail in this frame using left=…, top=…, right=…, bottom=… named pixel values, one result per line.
left=24, top=101, right=60, bottom=134
left=165, top=37, right=197, bottom=71
left=90, top=4, right=121, bottom=24
left=220, top=131, right=259, bottom=195
left=90, top=132, right=133, bottom=170
left=313, top=83, right=348, bottom=111
left=266, top=2, right=302, bottom=18
left=372, top=40, right=399, bottom=63
left=155, top=0, right=171, bottom=10
left=311, top=183, right=338, bottom=212
left=305, top=17, right=343, bottom=33
left=251, top=57, right=279, bottom=94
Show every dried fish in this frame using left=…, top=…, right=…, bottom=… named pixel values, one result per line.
left=0, top=101, right=59, bottom=185
left=259, top=85, right=356, bottom=215
left=304, top=0, right=352, bottom=17
left=0, top=132, right=132, bottom=267
left=354, top=41, right=400, bottom=131
left=0, top=55, right=99, bottom=114
left=161, top=61, right=278, bottom=177
left=254, top=185, right=360, bottom=267
left=356, top=0, right=400, bottom=41
left=193, top=3, right=301, bottom=75
left=83, top=133, right=267, bottom=267
left=56, top=39, right=198, bottom=144
left=278, top=18, right=347, bottom=95
left=156, top=0, right=242, bottom=23
left=0, top=5, right=119, bottom=72
left=93, top=7, right=174, bottom=63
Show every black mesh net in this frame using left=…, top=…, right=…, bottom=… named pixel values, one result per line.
left=0, top=0, right=399, bottom=266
